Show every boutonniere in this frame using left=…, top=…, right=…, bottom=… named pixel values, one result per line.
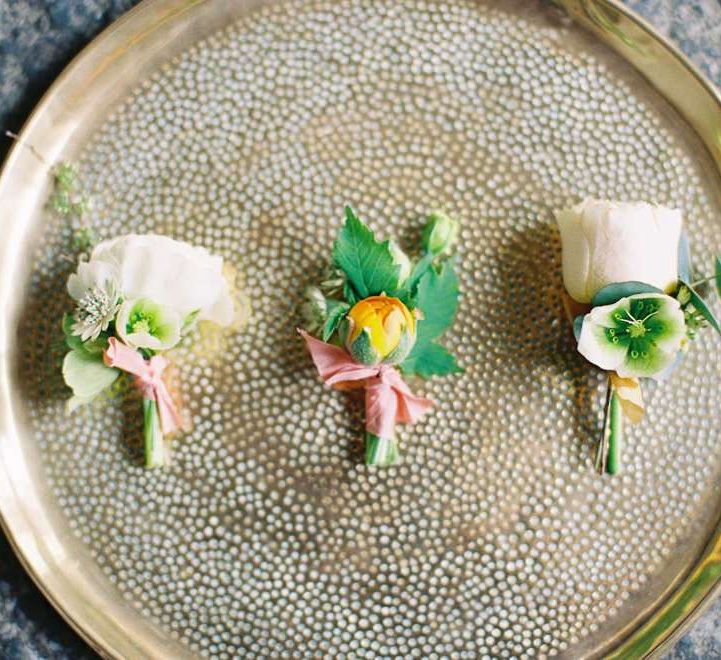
left=300, top=207, right=463, bottom=466
left=62, top=231, right=235, bottom=468
left=558, top=198, right=721, bottom=474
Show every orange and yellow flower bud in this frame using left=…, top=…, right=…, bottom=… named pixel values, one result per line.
left=345, top=296, right=416, bottom=365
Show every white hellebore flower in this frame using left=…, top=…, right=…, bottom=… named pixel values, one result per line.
left=67, top=260, right=121, bottom=341
left=556, top=199, right=682, bottom=303
left=116, top=298, right=182, bottom=351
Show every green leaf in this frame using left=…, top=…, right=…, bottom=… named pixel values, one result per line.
left=332, top=206, right=400, bottom=299
left=678, top=232, right=693, bottom=283
left=573, top=314, right=585, bottom=342
left=413, top=260, right=460, bottom=344
left=62, top=314, right=108, bottom=355
left=715, top=256, right=721, bottom=300
left=681, top=280, right=721, bottom=336
left=400, top=260, right=461, bottom=377
left=400, top=342, right=462, bottom=378
left=405, top=252, right=435, bottom=301
left=62, top=314, right=85, bottom=352
left=343, top=279, right=360, bottom=306
left=182, top=309, right=201, bottom=334
left=591, top=281, right=663, bottom=307
left=321, top=300, right=350, bottom=342
left=62, top=349, right=120, bottom=403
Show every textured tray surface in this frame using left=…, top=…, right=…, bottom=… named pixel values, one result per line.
left=8, top=0, right=721, bottom=657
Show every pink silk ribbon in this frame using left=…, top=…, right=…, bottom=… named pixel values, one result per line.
left=299, top=330, right=433, bottom=439
left=104, top=337, right=183, bottom=435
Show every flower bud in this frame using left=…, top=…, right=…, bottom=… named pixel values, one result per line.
left=389, top=241, right=412, bottom=285
left=422, top=212, right=459, bottom=256
left=345, top=296, right=416, bottom=365
left=300, top=286, right=328, bottom=332
left=677, top=285, right=691, bottom=306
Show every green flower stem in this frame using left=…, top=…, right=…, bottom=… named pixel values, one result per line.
left=607, top=389, right=622, bottom=475
left=365, top=432, right=399, bottom=466
left=596, top=380, right=622, bottom=475
left=143, top=397, right=165, bottom=468
left=689, top=275, right=716, bottom=288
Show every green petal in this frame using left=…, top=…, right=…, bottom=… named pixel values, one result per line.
left=350, top=328, right=381, bottom=365
left=62, top=349, right=119, bottom=402
left=632, top=294, right=686, bottom=352
left=618, top=336, right=675, bottom=379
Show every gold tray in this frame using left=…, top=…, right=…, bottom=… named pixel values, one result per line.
left=1, top=0, right=721, bottom=657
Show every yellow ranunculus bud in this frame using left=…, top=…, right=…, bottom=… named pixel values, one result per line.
left=345, top=296, right=416, bottom=365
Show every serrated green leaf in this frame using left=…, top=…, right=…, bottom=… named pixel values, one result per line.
left=400, top=260, right=461, bottom=377
left=413, top=260, right=460, bottom=344
left=332, top=207, right=401, bottom=299
left=405, top=252, right=434, bottom=301
left=681, top=280, right=721, bottom=336
left=322, top=300, right=350, bottom=342
left=62, top=349, right=119, bottom=402
left=400, top=342, right=462, bottom=378
left=715, top=256, right=721, bottom=300
left=591, top=281, right=664, bottom=307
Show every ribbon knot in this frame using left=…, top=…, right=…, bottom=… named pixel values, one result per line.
left=299, top=330, right=433, bottom=439
left=104, top=337, right=184, bottom=435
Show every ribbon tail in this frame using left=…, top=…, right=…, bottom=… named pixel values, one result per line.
left=609, top=373, right=644, bottom=424
left=153, top=382, right=183, bottom=436
left=395, top=391, right=434, bottom=425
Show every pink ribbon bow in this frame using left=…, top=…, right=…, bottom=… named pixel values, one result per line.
left=299, top=330, right=433, bottom=439
left=104, top=337, right=184, bottom=435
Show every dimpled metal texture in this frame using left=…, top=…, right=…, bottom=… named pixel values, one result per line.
left=18, top=0, right=721, bottom=657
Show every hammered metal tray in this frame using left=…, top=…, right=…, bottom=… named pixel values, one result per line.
left=2, top=0, right=721, bottom=657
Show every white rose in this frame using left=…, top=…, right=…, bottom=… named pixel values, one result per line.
left=87, top=234, right=234, bottom=325
left=556, top=199, right=682, bottom=303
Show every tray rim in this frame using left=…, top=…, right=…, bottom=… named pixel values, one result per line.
left=0, top=0, right=720, bottom=657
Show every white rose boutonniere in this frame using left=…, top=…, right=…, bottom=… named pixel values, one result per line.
left=557, top=198, right=721, bottom=475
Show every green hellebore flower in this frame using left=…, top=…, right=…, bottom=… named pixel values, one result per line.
left=422, top=211, right=459, bottom=257
left=577, top=293, right=686, bottom=380
left=116, top=298, right=182, bottom=351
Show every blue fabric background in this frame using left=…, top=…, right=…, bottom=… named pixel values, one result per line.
left=0, top=1, right=720, bottom=657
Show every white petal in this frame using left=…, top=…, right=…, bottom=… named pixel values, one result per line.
left=67, top=260, right=119, bottom=300
left=93, top=234, right=229, bottom=320
left=62, top=350, right=119, bottom=400
left=577, top=316, right=628, bottom=372
left=588, top=201, right=682, bottom=297
left=557, top=203, right=592, bottom=303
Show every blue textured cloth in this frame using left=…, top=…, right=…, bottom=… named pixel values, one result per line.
left=0, top=1, right=720, bottom=658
